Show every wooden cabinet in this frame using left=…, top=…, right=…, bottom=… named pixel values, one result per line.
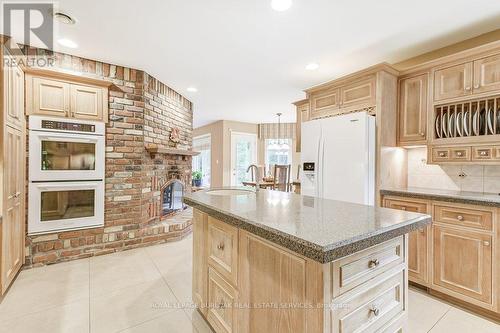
left=473, top=54, right=500, bottom=94
left=383, top=197, right=430, bottom=285
left=434, top=63, right=473, bottom=101
left=207, top=217, right=238, bottom=286
left=398, top=74, right=428, bottom=145
left=1, top=45, right=25, bottom=295
left=429, top=146, right=471, bottom=164
left=339, top=76, right=376, bottom=111
left=26, top=72, right=109, bottom=122
left=293, top=99, right=309, bottom=153
left=433, top=225, right=493, bottom=306
left=309, top=87, right=340, bottom=119
left=70, top=84, right=104, bottom=120
left=192, top=209, right=208, bottom=315
left=207, top=268, right=238, bottom=333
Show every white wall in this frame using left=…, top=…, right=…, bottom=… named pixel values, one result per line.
left=407, top=147, right=500, bottom=193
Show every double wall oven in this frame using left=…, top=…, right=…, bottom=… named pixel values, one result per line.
left=28, top=116, right=105, bottom=234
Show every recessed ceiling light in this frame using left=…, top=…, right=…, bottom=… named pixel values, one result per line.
left=57, top=38, right=78, bottom=48
left=53, top=12, right=76, bottom=25
left=187, top=87, right=198, bottom=92
left=306, top=63, right=319, bottom=70
left=271, top=0, right=292, bottom=11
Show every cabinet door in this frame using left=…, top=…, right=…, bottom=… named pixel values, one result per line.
left=383, top=198, right=429, bottom=285
left=310, top=87, right=340, bottom=119
left=7, top=64, right=25, bottom=130
left=32, top=77, right=70, bottom=117
left=473, top=54, right=500, bottom=94
left=433, top=225, right=492, bottom=306
left=70, top=84, right=103, bottom=120
left=295, top=102, right=308, bottom=153
left=434, top=63, right=472, bottom=101
left=2, top=127, right=25, bottom=294
left=192, top=209, right=208, bottom=316
left=398, top=74, right=428, bottom=145
left=339, top=76, right=376, bottom=111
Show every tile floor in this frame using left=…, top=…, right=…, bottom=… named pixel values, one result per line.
left=0, top=234, right=498, bottom=333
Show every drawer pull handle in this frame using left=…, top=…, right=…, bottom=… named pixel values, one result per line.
left=456, top=151, right=463, bottom=157
left=368, top=259, right=380, bottom=268
left=370, top=305, right=380, bottom=316
left=457, top=215, right=464, bottom=221
left=480, top=151, right=488, bottom=156
left=439, top=152, right=446, bottom=157
left=217, top=243, right=225, bottom=251
left=484, top=241, right=490, bottom=246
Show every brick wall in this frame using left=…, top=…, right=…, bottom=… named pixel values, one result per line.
left=22, top=46, right=194, bottom=266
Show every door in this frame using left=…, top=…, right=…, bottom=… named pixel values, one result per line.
left=473, top=53, right=500, bottom=94
left=310, top=87, right=340, bottom=119
left=2, top=126, right=25, bottom=294
left=339, top=76, right=376, bottom=110
left=433, top=225, right=492, bottom=305
left=398, top=74, right=428, bottom=145
left=434, top=62, right=472, bottom=101
left=28, top=181, right=104, bottom=234
left=29, top=130, right=105, bottom=181
left=300, top=120, right=321, bottom=197
left=383, top=198, right=429, bottom=285
left=4, top=53, right=25, bottom=130
left=321, top=113, right=375, bottom=205
left=32, top=77, right=70, bottom=117
left=230, top=132, right=257, bottom=186
left=70, top=84, right=103, bottom=120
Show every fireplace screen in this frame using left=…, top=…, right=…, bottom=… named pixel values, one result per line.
left=162, top=180, right=186, bottom=216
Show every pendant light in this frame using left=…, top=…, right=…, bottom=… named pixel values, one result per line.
left=271, top=113, right=289, bottom=151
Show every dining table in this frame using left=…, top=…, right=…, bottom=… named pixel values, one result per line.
left=242, top=179, right=301, bottom=193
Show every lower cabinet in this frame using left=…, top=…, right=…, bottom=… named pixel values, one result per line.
left=382, top=196, right=498, bottom=314
left=433, top=225, right=493, bottom=306
left=192, top=209, right=208, bottom=315
left=207, top=267, right=239, bottom=333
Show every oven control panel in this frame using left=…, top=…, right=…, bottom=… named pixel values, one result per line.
left=41, top=120, right=96, bottom=133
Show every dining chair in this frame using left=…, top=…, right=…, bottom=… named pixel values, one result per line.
left=272, top=164, right=291, bottom=192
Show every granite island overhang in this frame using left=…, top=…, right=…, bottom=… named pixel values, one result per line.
left=184, top=188, right=431, bottom=332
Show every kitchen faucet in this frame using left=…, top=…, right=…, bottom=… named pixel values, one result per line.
left=246, top=164, right=260, bottom=191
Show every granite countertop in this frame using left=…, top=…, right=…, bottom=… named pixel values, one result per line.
left=184, top=188, right=430, bottom=264
left=380, top=187, right=500, bottom=207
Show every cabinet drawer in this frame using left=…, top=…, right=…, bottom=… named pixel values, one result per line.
left=208, top=217, right=238, bottom=285
left=332, top=269, right=405, bottom=333
left=431, top=146, right=471, bottom=162
left=471, top=146, right=500, bottom=161
left=207, top=268, right=238, bottom=333
left=433, top=204, right=493, bottom=231
left=332, top=237, right=404, bottom=297
left=383, top=198, right=428, bottom=213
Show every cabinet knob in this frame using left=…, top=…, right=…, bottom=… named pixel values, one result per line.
left=368, top=259, right=380, bottom=268
left=439, top=152, right=446, bottom=157
left=370, top=305, right=380, bottom=316
left=465, top=87, right=471, bottom=91
left=217, top=243, right=225, bottom=251
left=420, top=132, right=425, bottom=137
left=456, top=152, right=463, bottom=157
left=484, top=241, right=490, bottom=246
left=457, top=215, right=464, bottom=221
left=474, top=84, right=480, bottom=89
left=480, top=151, right=488, bottom=156
left=400, top=206, right=407, bottom=211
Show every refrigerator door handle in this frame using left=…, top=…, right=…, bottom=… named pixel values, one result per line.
left=316, top=131, right=322, bottom=198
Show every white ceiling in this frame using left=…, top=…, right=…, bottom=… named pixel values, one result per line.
left=3, top=0, right=500, bottom=127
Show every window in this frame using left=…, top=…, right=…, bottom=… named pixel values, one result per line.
left=192, top=134, right=211, bottom=187
left=265, top=139, right=292, bottom=175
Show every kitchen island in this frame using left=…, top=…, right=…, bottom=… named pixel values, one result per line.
left=184, top=188, right=431, bottom=333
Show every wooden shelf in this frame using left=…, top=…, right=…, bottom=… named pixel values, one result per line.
left=146, top=147, right=200, bottom=156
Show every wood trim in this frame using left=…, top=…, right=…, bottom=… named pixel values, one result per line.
left=24, top=67, right=113, bottom=87
left=145, top=146, right=200, bottom=157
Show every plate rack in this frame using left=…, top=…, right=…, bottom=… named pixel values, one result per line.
left=434, top=96, right=500, bottom=140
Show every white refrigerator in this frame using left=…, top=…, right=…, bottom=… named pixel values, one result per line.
left=300, top=112, right=375, bottom=205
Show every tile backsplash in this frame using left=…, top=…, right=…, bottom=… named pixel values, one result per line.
left=407, top=147, right=500, bottom=194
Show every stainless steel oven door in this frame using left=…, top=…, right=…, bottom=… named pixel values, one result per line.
left=29, top=130, right=105, bottom=181
left=28, top=181, right=104, bottom=235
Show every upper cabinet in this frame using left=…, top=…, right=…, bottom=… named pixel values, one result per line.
left=339, top=76, right=376, bottom=110
left=294, top=99, right=309, bottom=153
left=4, top=52, right=25, bottom=130
left=398, top=73, right=429, bottom=145
left=308, top=75, right=377, bottom=120
left=433, top=62, right=473, bottom=102
left=26, top=71, right=110, bottom=122
left=473, top=54, right=500, bottom=94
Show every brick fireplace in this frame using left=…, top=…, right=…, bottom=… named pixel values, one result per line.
left=22, top=46, right=194, bottom=267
